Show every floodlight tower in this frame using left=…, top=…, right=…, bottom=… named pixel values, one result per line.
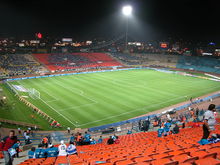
left=122, top=5, right=132, bottom=51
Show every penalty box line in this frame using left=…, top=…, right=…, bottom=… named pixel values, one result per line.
left=17, top=81, right=77, bottom=127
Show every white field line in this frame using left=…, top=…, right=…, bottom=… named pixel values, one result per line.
left=35, top=78, right=98, bottom=110
left=17, top=71, right=220, bottom=127
left=46, top=99, right=59, bottom=103
left=57, top=76, right=136, bottom=111
left=17, top=81, right=77, bottom=127
left=42, top=89, right=59, bottom=103
left=39, top=97, right=77, bottom=127
left=52, top=77, right=98, bottom=104
left=78, top=85, right=220, bottom=126
left=58, top=102, right=97, bottom=112
left=97, top=73, right=180, bottom=97
left=78, top=96, right=185, bottom=126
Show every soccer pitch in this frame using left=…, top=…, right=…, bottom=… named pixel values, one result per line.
left=7, top=69, right=220, bottom=129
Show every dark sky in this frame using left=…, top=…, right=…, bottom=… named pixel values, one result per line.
left=0, top=0, right=219, bottom=42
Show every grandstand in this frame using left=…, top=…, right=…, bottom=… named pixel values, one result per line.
left=110, top=53, right=220, bottom=74
left=1, top=116, right=220, bottom=165
left=1, top=45, right=220, bottom=165
left=0, top=54, right=48, bottom=76
left=33, top=53, right=123, bottom=71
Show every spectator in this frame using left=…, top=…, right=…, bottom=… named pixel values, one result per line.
left=46, top=144, right=58, bottom=157
left=208, top=134, right=220, bottom=143
left=127, top=130, right=132, bottom=134
left=201, top=104, right=216, bottom=140
left=112, top=134, right=117, bottom=141
left=172, top=124, right=179, bottom=134
left=42, top=136, right=48, bottom=148
left=196, top=108, right=199, bottom=117
left=164, top=121, right=171, bottom=136
left=70, top=134, right=75, bottom=143
left=58, top=140, right=67, bottom=156
left=114, top=136, right=120, bottom=144
left=182, top=121, right=185, bottom=128
left=76, top=133, right=82, bottom=145
left=138, top=120, right=142, bottom=131
left=84, top=132, right=91, bottom=145
left=35, top=144, right=47, bottom=158
left=47, top=135, right=52, bottom=144
left=67, top=141, right=77, bottom=155
left=157, top=126, right=164, bottom=137
left=12, top=140, right=21, bottom=158
left=0, top=130, right=17, bottom=165
left=25, top=135, right=32, bottom=145
left=23, top=131, right=27, bottom=139
left=90, top=138, right=97, bottom=145
left=107, top=136, right=114, bottom=145
left=28, top=147, right=36, bottom=159
left=67, top=127, right=70, bottom=134
left=98, top=136, right=103, bottom=144
left=17, top=128, right=21, bottom=135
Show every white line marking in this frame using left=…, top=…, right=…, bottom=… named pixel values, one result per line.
left=78, top=85, right=220, bottom=126
left=52, top=77, right=98, bottom=104
left=17, top=81, right=77, bottom=127
left=78, top=96, right=185, bottom=126
left=58, top=102, right=97, bottom=112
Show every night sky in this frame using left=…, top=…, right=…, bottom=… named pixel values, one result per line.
left=0, top=0, right=219, bottom=42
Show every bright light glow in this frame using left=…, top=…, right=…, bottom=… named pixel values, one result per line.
left=122, top=5, right=132, bottom=16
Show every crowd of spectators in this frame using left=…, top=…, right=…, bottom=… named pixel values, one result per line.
left=49, top=53, right=89, bottom=68
left=28, top=140, right=77, bottom=159
left=0, top=54, right=45, bottom=76
left=69, top=131, right=103, bottom=146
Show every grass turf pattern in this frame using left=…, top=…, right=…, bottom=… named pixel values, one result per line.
left=4, top=69, right=220, bottom=129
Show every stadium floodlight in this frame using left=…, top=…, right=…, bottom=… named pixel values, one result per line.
left=122, top=5, right=132, bottom=16
left=122, top=5, right=133, bottom=51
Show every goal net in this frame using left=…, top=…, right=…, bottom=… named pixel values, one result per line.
left=29, top=88, right=40, bottom=99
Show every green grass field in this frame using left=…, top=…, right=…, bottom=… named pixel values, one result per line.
left=1, top=69, right=220, bottom=130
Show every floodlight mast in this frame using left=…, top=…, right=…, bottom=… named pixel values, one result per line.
left=122, top=5, right=132, bottom=51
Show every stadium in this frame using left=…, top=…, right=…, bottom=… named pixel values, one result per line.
left=0, top=0, right=220, bottom=165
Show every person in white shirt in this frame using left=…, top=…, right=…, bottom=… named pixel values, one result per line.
left=58, top=140, right=67, bottom=156
left=66, top=141, right=77, bottom=155
left=202, top=104, right=216, bottom=139
left=67, top=127, right=70, bottom=134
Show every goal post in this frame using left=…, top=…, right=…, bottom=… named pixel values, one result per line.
left=29, top=88, right=40, bottom=99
